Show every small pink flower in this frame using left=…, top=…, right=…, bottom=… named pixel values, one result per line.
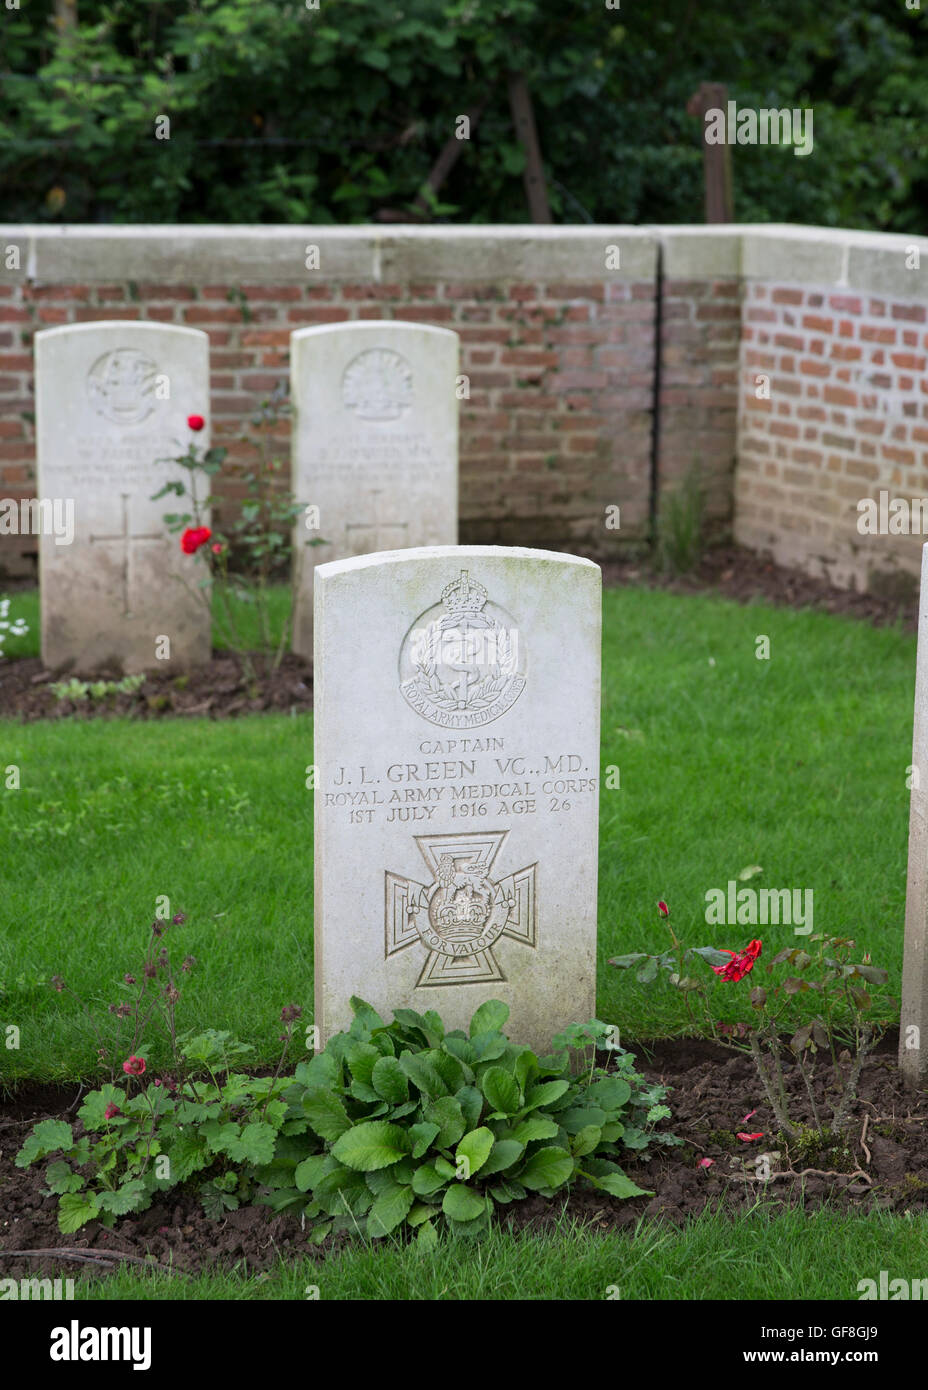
left=104, top=1103, right=122, bottom=1120
left=122, top=1055, right=146, bottom=1076
left=211, top=542, right=224, bottom=554
left=698, top=1157, right=715, bottom=1168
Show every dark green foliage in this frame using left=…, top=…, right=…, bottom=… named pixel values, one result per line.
left=2, top=1, right=927, bottom=229
left=256, top=998, right=677, bottom=1245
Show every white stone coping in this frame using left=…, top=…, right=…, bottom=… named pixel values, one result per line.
left=0, top=224, right=926, bottom=300
left=0, top=225, right=656, bottom=284
left=314, top=544, right=602, bottom=584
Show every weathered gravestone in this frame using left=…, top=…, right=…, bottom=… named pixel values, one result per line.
left=314, top=546, right=601, bottom=1054
left=290, top=321, right=459, bottom=659
left=35, top=321, right=211, bottom=672
left=901, top=541, right=928, bottom=1087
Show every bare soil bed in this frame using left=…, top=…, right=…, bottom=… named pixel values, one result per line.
left=0, top=651, right=312, bottom=723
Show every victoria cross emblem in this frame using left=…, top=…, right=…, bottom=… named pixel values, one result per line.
left=385, top=831, right=537, bottom=987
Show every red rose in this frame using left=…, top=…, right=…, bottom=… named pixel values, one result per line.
left=180, top=526, right=212, bottom=555
left=122, top=1055, right=146, bottom=1076
left=187, top=414, right=205, bottom=431
left=712, top=939, right=762, bottom=983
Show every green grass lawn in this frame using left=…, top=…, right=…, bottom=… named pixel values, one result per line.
left=71, top=1206, right=927, bottom=1301
left=1, top=584, right=292, bottom=664
left=0, top=580, right=917, bottom=1301
left=0, top=582, right=912, bottom=1081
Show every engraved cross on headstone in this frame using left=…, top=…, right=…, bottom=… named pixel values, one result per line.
left=89, top=493, right=162, bottom=618
left=344, top=489, right=409, bottom=554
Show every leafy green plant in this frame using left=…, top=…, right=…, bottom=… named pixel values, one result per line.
left=16, top=915, right=304, bottom=1231
left=656, top=461, right=704, bottom=576
left=17, top=981, right=673, bottom=1239
left=256, top=997, right=673, bottom=1246
left=16, top=1034, right=297, bottom=1232
left=50, top=674, right=145, bottom=704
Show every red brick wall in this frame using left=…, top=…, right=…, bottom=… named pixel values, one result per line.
left=660, top=276, right=741, bottom=520
left=737, top=280, right=928, bottom=593
left=5, top=227, right=927, bottom=591
left=0, top=243, right=741, bottom=579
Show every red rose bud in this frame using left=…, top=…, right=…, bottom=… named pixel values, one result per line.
left=211, top=542, right=224, bottom=554
left=657, top=901, right=669, bottom=917
left=122, top=1055, right=146, bottom=1076
left=104, top=1103, right=122, bottom=1120
left=187, top=414, right=205, bottom=431
left=180, top=526, right=212, bottom=555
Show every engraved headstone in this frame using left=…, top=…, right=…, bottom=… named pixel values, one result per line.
left=314, top=546, right=601, bottom=1054
left=290, top=321, right=459, bottom=658
left=35, top=321, right=212, bottom=672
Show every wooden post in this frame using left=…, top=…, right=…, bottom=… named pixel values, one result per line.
left=54, top=0, right=78, bottom=31
left=375, top=98, right=491, bottom=223
left=686, top=81, right=734, bottom=223
left=412, top=97, right=491, bottom=217
left=507, top=72, right=551, bottom=223
left=901, top=542, right=928, bottom=1088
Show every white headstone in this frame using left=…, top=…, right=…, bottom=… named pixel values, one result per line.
left=290, top=321, right=459, bottom=658
left=314, top=546, right=601, bottom=1055
left=35, top=321, right=212, bottom=673
left=902, top=541, right=928, bottom=1087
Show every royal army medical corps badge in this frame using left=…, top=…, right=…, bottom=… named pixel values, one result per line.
left=398, top=569, right=526, bottom=729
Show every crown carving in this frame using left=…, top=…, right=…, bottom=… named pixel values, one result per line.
left=440, top=570, right=488, bottom=616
